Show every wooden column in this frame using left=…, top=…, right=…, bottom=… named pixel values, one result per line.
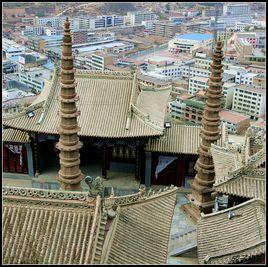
left=32, top=136, right=40, bottom=176
left=144, top=152, right=152, bottom=187
left=102, top=144, right=108, bottom=179
left=135, top=146, right=141, bottom=181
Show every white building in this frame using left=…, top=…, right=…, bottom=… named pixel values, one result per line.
left=146, top=61, right=181, bottom=79
left=169, top=33, right=213, bottom=54
left=219, top=110, right=250, bottom=134
left=188, top=76, right=209, bottom=95
left=222, top=82, right=236, bottom=109
left=89, top=15, right=124, bottom=30
left=89, top=53, right=114, bottom=70
left=35, top=16, right=62, bottom=28
left=179, top=65, right=210, bottom=79
left=44, top=27, right=63, bottom=36
left=127, top=11, right=156, bottom=26
left=3, top=38, right=26, bottom=59
left=223, top=65, right=257, bottom=85
left=223, top=3, right=251, bottom=16
left=21, top=26, right=44, bottom=36
left=232, top=85, right=266, bottom=120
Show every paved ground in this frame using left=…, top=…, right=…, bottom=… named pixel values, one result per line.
left=167, top=193, right=198, bottom=265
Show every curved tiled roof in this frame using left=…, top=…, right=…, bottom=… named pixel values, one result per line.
left=3, top=70, right=163, bottom=138
left=213, top=148, right=265, bottom=200
left=3, top=186, right=99, bottom=264
left=197, top=198, right=265, bottom=264
left=145, top=124, right=227, bottom=154
left=102, top=187, right=177, bottom=264
left=3, top=128, right=30, bottom=143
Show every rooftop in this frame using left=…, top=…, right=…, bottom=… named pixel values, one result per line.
left=175, top=33, right=213, bottom=41
left=220, top=110, right=250, bottom=123
left=234, top=84, right=265, bottom=95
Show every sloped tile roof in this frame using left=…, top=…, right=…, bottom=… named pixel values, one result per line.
left=3, top=70, right=163, bottom=138
left=3, top=128, right=30, bottom=143
left=145, top=124, right=226, bottom=154
left=3, top=186, right=99, bottom=264
left=213, top=148, right=265, bottom=200
left=197, top=198, right=265, bottom=264
left=102, top=187, right=177, bottom=264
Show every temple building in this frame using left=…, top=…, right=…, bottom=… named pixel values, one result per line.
left=2, top=18, right=266, bottom=265
left=2, top=25, right=228, bottom=189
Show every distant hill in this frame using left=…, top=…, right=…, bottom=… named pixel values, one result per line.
left=100, top=2, right=137, bottom=15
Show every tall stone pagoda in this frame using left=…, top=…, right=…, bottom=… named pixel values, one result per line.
left=56, top=18, right=83, bottom=191
left=184, top=41, right=224, bottom=217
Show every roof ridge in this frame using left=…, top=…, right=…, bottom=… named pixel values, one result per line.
left=37, top=69, right=58, bottom=125
left=199, top=198, right=265, bottom=219
left=3, top=186, right=95, bottom=202
left=75, top=69, right=133, bottom=79
left=205, top=241, right=265, bottom=263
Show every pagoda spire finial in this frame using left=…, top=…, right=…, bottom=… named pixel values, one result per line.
left=56, top=15, right=83, bottom=191
left=184, top=41, right=224, bottom=217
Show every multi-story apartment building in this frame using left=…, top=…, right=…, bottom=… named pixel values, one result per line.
left=223, top=3, right=250, bottom=16
left=169, top=33, right=213, bottom=55
left=152, top=21, right=181, bottom=38
left=126, top=11, right=156, bottom=26
left=44, top=27, right=63, bottom=36
left=224, top=65, right=257, bottom=85
left=10, top=68, right=51, bottom=93
left=179, top=65, right=210, bottom=79
left=181, top=21, right=210, bottom=34
left=235, top=38, right=253, bottom=60
left=255, top=32, right=266, bottom=49
left=146, top=62, right=181, bottom=79
left=35, top=16, right=61, bottom=28
left=21, top=25, right=45, bottom=36
left=219, top=110, right=250, bottom=134
left=253, top=74, right=266, bottom=89
left=222, top=82, right=236, bottom=109
left=78, top=17, right=91, bottom=30
left=112, top=43, right=134, bottom=53
left=27, top=35, right=63, bottom=51
left=184, top=96, right=205, bottom=124
left=3, top=38, right=26, bottom=59
left=188, top=76, right=208, bottom=95
left=21, top=17, right=36, bottom=25
left=232, top=85, right=266, bottom=120
left=89, top=52, right=114, bottom=70
left=170, top=94, right=191, bottom=121
left=72, top=30, right=88, bottom=45
left=90, top=15, right=124, bottom=30
left=235, top=32, right=257, bottom=47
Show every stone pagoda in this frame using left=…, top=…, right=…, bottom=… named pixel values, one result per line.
left=56, top=18, right=83, bottom=191
left=183, top=41, right=224, bottom=218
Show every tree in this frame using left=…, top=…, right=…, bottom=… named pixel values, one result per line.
left=165, top=3, right=170, bottom=11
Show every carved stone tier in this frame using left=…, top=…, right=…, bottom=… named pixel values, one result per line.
left=56, top=18, right=84, bottom=191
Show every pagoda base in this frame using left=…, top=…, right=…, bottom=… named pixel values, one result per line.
left=181, top=202, right=200, bottom=224
left=181, top=193, right=215, bottom=223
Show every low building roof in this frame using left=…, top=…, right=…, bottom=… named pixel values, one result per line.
left=3, top=185, right=177, bottom=265
left=213, top=146, right=265, bottom=200
left=145, top=124, right=227, bottom=155
left=3, top=186, right=99, bottom=264
left=220, top=110, right=250, bottom=124
left=176, top=33, right=213, bottom=41
left=102, top=187, right=177, bottom=264
left=3, top=128, right=30, bottom=143
left=197, top=198, right=265, bottom=264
